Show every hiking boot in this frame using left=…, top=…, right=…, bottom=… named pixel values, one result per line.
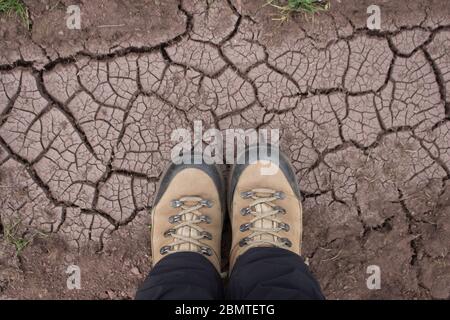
left=151, top=157, right=225, bottom=272
left=228, top=144, right=302, bottom=269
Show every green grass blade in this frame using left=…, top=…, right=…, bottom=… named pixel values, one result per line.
left=0, top=0, right=30, bottom=29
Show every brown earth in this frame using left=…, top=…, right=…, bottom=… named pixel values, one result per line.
left=0, top=0, right=449, bottom=299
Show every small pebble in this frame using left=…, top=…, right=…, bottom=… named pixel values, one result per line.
left=131, top=267, right=141, bottom=276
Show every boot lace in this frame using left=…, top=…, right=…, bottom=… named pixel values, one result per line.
left=160, top=196, right=214, bottom=256
left=238, top=188, right=292, bottom=249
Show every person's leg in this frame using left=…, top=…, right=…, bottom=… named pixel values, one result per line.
left=136, top=252, right=224, bottom=300
left=227, top=247, right=324, bottom=300
left=136, top=155, right=226, bottom=300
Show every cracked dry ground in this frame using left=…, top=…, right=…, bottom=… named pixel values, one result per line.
left=0, top=0, right=450, bottom=299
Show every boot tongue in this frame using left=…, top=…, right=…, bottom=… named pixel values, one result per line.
left=173, top=199, right=201, bottom=252
left=254, top=203, right=276, bottom=244
left=173, top=212, right=200, bottom=252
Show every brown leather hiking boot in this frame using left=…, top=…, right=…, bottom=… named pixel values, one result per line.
left=228, top=145, right=303, bottom=270
left=151, top=157, right=225, bottom=272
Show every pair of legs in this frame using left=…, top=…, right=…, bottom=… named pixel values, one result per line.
left=136, top=145, right=324, bottom=300
left=136, top=248, right=324, bottom=299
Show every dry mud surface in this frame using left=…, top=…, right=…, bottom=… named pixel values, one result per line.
left=0, top=0, right=449, bottom=299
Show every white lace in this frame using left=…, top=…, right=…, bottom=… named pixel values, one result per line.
left=162, top=196, right=213, bottom=255
left=239, top=188, right=291, bottom=249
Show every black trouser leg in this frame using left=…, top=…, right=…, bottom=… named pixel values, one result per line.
left=226, top=247, right=325, bottom=300
left=135, top=252, right=224, bottom=300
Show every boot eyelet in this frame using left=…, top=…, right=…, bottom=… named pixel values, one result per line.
left=274, top=191, right=285, bottom=199
left=240, top=207, right=251, bottom=216
left=201, top=231, right=212, bottom=240
left=200, top=199, right=213, bottom=208
left=199, top=215, right=212, bottom=224
left=274, top=206, right=286, bottom=214
left=240, top=191, right=253, bottom=199
left=170, top=200, right=183, bottom=208
left=279, top=222, right=290, bottom=232
left=239, top=237, right=250, bottom=247
left=200, top=246, right=212, bottom=256
left=240, top=223, right=252, bottom=232
left=160, top=245, right=172, bottom=255
left=279, top=237, right=292, bottom=247
left=164, top=229, right=176, bottom=237
left=168, top=215, right=182, bottom=224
